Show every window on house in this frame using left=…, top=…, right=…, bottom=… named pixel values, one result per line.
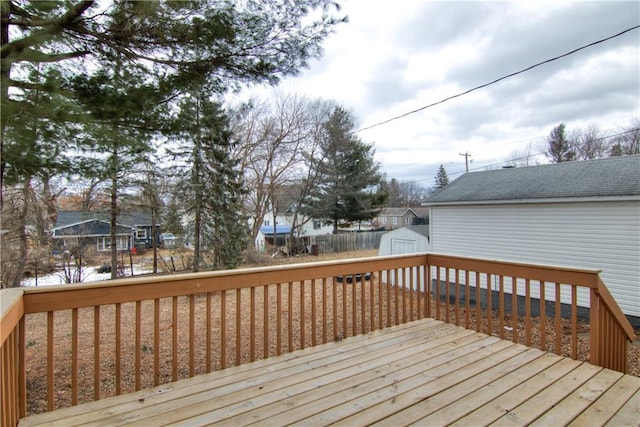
left=264, top=220, right=270, bottom=226
left=117, top=237, right=127, bottom=250
left=382, top=217, right=387, bottom=224
left=99, top=237, right=111, bottom=251
left=135, top=228, right=147, bottom=239
left=393, top=217, right=398, bottom=225
left=98, top=237, right=128, bottom=252
left=405, top=217, right=410, bottom=225
left=313, top=220, right=321, bottom=230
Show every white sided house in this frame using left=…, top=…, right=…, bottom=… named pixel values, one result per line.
left=252, top=214, right=333, bottom=252
left=423, top=155, right=640, bottom=321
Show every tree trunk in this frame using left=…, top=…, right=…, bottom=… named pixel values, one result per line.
left=82, top=179, right=101, bottom=211
left=272, top=201, right=278, bottom=251
left=192, top=97, right=202, bottom=272
left=41, top=176, right=61, bottom=249
left=193, top=201, right=201, bottom=272
left=110, top=147, right=118, bottom=280
left=151, top=204, right=158, bottom=274
left=0, top=2, right=11, bottom=209
left=11, top=179, right=32, bottom=287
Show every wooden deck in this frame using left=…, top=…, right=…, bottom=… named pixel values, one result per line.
left=19, top=318, right=640, bottom=427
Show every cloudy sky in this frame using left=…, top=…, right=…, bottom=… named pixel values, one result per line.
left=251, top=1, right=639, bottom=186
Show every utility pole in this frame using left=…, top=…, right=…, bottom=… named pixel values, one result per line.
left=459, top=151, right=471, bottom=172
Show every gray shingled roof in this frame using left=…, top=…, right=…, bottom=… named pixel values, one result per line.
left=425, top=155, right=640, bottom=204
left=404, top=225, right=429, bottom=238
left=56, top=211, right=155, bottom=228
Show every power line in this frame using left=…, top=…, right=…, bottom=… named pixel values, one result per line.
left=460, top=127, right=640, bottom=175
left=394, top=127, right=640, bottom=186
left=354, top=25, right=640, bottom=134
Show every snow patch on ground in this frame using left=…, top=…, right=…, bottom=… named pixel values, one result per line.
left=21, top=265, right=153, bottom=287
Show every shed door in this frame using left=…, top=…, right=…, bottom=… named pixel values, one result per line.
left=391, top=238, right=417, bottom=254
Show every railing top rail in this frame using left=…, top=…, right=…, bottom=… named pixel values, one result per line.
left=0, top=288, right=24, bottom=346
left=20, top=254, right=428, bottom=313
left=426, top=253, right=602, bottom=288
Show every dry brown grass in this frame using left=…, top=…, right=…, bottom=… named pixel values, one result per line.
left=21, top=249, right=640, bottom=416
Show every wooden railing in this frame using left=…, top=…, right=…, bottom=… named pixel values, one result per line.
left=0, top=253, right=635, bottom=425
left=1, top=289, right=24, bottom=427
left=425, top=254, right=635, bottom=373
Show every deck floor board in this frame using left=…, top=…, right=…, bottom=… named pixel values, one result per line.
left=19, top=319, right=640, bottom=427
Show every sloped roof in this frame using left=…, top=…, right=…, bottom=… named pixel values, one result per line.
left=379, top=207, right=429, bottom=217
left=425, top=155, right=640, bottom=205
left=56, top=211, right=155, bottom=228
left=402, top=225, right=429, bottom=238
left=53, top=219, right=133, bottom=236
left=259, top=225, right=292, bottom=235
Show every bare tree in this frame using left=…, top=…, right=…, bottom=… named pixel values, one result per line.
left=282, top=100, right=334, bottom=251
left=1, top=184, right=30, bottom=288
left=384, top=178, right=403, bottom=207
left=232, top=93, right=334, bottom=249
left=399, top=181, right=428, bottom=206
left=573, top=124, right=607, bottom=160
left=506, top=142, right=539, bottom=167
left=610, top=119, right=640, bottom=156
left=0, top=173, right=65, bottom=287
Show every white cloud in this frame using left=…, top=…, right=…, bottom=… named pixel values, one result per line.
left=241, top=0, right=640, bottom=185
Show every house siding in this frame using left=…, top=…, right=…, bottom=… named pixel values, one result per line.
left=429, top=201, right=640, bottom=317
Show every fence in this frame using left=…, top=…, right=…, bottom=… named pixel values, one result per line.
left=311, top=231, right=384, bottom=253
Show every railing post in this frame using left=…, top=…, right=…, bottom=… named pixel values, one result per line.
left=589, top=288, right=601, bottom=367
left=1, top=289, right=25, bottom=427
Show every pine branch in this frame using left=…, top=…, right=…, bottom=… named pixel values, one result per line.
left=1, top=1, right=95, bottom=59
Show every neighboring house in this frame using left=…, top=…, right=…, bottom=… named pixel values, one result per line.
left=253, top=213, right=333, bottom=251
left=302, top=218, right=334, bottom=235
left=53, top=211, right=160, bottom=253
left=52, top=218, right=133, bottom=253
left=373, top=207, right=429, bottom=230
left=256, top=224, right=292, bottom=250
left=423, top=155, right=640, bottom=320
left=120, top=212, right=161, bottom=249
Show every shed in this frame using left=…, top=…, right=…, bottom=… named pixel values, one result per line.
left=378, top=225, right=431, bottom=289
left=378, top=225, right=431, bottom=256
left=423, top=155, right=640, bottom=320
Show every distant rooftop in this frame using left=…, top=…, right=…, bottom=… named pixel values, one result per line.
left=56, top=211, right=156, bottom=228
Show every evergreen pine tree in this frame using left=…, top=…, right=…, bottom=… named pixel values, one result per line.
left=434, top=164, right=450, bottom=190
left=163, top=195, right=185, bottom=238
left=303, top=107, right=387, bottom=233
left=546, top=123, right=576, bottom=163
left=69, top=66, right=161, bottom=278
left=175, top=93, right=247, bottom=271
left=200, top=107, right=248, bottom=270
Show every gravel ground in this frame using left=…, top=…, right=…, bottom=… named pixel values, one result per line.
left=21, top=249, right=640, bottom=416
